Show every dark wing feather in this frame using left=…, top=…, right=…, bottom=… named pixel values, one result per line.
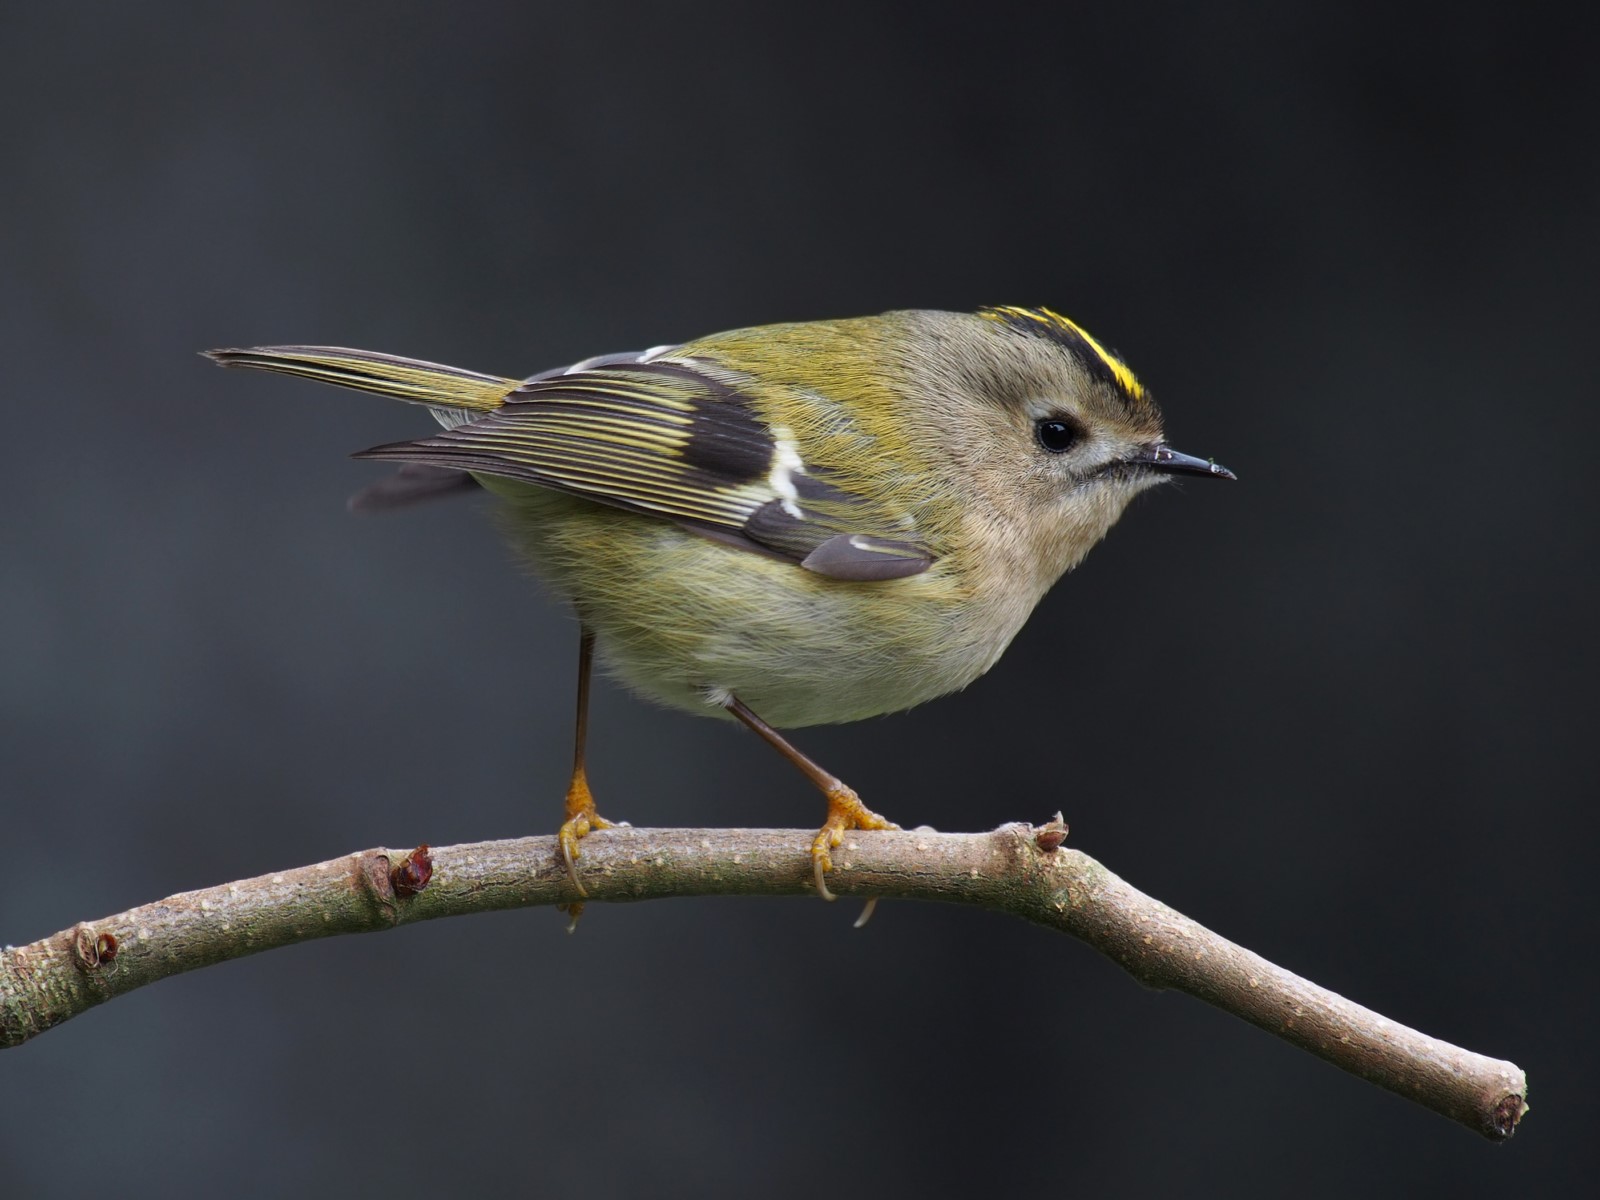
left=347, top=463, right=481, bottom=512
left=355, top=357, right=935, bottom=580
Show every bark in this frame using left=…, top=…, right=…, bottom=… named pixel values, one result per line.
left=0, top=820, right=1528, bottom=1140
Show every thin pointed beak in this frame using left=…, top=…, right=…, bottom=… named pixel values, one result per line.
left=1133, top=444, right=1236, bottom=481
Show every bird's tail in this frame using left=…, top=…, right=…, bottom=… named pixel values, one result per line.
left=203, top=345, right=516, bottom=418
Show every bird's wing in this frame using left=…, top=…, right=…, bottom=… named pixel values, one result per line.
left=356, top=356, right=934, bottom=581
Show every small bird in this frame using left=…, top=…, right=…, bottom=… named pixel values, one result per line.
left=207, top=307, right=1232, bottom=904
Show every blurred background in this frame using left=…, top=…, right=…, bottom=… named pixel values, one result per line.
left=2, top=2, right=1594, bottom=1194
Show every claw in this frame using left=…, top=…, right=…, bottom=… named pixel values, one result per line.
left=809, top=784, right=899, bottom=902
left=558, top=769, right=617, bottom=901
left=812, top=848, right=836, bottom=902
left=559, top=817, right=589, bottom=898
left=561, top=902, right=585, bottom=933
left=717, top=694, right=900, bottom=907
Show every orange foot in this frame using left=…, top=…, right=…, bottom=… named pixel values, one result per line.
left=557, top=769, right=620, bottom=903
left=810, top=785, right=900, bottom=902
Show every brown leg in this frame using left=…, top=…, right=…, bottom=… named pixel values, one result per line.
left=722, top=694, right=899, bottom=901
left=557, top=627, right=617, bottom=902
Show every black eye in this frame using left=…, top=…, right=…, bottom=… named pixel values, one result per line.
left=1035, top=418, right=1079, bottom=454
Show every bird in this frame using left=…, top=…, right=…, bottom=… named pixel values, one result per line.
left=206, top=306, right=1233, bottom=906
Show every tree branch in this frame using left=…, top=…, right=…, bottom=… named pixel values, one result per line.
left=0, top=820, right=1527, bottom=1140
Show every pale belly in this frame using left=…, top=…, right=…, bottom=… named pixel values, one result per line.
left=486, top=483, right=1033, bottom=728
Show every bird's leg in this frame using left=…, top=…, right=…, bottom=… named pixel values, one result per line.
left=722, top=695, right=899, bottom=902
left=557, top=627, right=618, bottom=904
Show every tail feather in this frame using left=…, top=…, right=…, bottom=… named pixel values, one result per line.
left=203, top=345, right=515, bottom=415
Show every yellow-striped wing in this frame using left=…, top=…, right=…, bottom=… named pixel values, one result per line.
left=358, top=357, right=934, bottom=581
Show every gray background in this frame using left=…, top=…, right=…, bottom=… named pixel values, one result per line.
left=3, top=2, right=1594, bottom=1195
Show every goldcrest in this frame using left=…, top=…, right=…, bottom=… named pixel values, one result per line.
left=208, top=307, right=1233, bottom=902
